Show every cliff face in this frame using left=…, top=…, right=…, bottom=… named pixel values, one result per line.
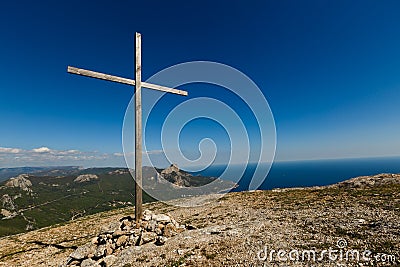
left=160, top=164, right=191, bottom=187
left=0, top=173, right=399, bottom=267
left=4, top=174, right=32, bottom=191
left=157, top=164, right=220, bottom=188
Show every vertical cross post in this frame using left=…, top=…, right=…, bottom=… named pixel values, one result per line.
left=67, top=32, right=188, bottom=224
left=135, top=33, right=143, bottom=222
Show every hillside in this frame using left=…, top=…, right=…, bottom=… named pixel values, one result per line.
left=0, top=166, right=234, bottom=237
left=0, top=173, right=398, bottom=266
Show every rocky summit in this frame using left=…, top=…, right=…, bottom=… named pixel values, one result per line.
left=158, top=164, right=218, bottom=187
left=0, top=173, right=398, bottom=266
left=4, top=174, right=32, bottom=192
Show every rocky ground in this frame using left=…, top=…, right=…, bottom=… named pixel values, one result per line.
left=0, top=173, right=399, bottom=266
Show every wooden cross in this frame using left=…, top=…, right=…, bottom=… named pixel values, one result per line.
left=67, top=32, right=188, bottom=222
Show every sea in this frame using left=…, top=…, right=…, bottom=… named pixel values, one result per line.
left=195, top=156, right=400, bottom=191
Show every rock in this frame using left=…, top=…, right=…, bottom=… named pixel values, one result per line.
left=100, top=221, right=120, bottom=234
left=112, top=229, right=125, bottom=237
left=140, top=221, right=148, bottom=229
left=163, top=223, right=177, bottom=238
left=81, top=258, right=98, bottom=267
left=94, top=244, right=106, bottom=258
left=145, top=220, right=157, bottom=232
left=1, top=194, right=17, bottom=211
left=155, top=227, right=163, bottom=236
left=74, top=174, right=99, bottom=183
left=152, top=214, right=171, bottom=223
left=121, top=220, right=132, bottom=229
left=155, top=236, right=167, bottom=246
left=1, top=209, right=13, bottom=217
left=105, top=246, right=113, bottom=256
left=143, top=209, right=153, bottom=221
left=176, top=225, right=186, bottom=232
left=103, top=255, right=117, bottom=266
left=127, top=235, right=139, bottom=246
left=141, top=231, right=157, bottom=245
left=68, top=260, right=81, bottom=266
left=116, top=235, right=128, bottom=247
left=143, top=214, right=152, bottom=221
left=186, top=224, right=197, bottom=230
left=119, top=215, right=134, bottom=222
left=171, top=219, right=179, bottom=227
left=65, top=211, right=185, bottom=265
left=130, top=228, right=141, bottom=236
left=70, top=243, right=96, bottom=260
left=91, top=236, right=99, bottom=245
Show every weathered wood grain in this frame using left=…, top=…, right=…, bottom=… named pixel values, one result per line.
left=135, top=32, right=143, bottom=222
left=67, top=66, right=187, bottom=96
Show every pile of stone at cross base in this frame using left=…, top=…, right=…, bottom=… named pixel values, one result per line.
left=63, top=209, right=190, bottom=267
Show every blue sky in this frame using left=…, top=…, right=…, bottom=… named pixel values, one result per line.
left=0, top=0, right=400, bottom=167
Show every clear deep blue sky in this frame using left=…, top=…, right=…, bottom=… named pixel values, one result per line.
left=0, top=0, right=399, bottom=167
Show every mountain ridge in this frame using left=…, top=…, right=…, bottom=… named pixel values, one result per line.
left=0, top=172, right=398, bottom=266
left=0, top=165, right=235, bottom=237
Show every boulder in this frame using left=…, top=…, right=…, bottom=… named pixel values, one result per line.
left=155, top=236, right=168, bottom=246
left=152, top=214, right=171, bottom=223
left=102, top=255, right=117, bottom=267
left=80, top=258, right=98, bottom=267
left=94, top=244, right=106, bottom=258
left=100, top=221, right=120, bottom=234
left=163, top=222, right=177, bottom=238
left=70, top=243, right=96, bottom=260
left=140, top=231, right=157, bottom=245
left=112, top=229, right=126, bottom=237
left=115, top=235, right=128, bottom=247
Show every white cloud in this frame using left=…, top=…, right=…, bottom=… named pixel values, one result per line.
left=32, top=147, right=52, bottom=153
left=145, top=150, right=164, bottom=155
left=0, top=146, right=126, bottom=168
left=0, top=147, right=22, bottom=154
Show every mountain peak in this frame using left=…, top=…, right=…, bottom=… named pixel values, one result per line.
left=160, top=164, right=180, bottom=175
left=5, top=174, right=32, bottom=192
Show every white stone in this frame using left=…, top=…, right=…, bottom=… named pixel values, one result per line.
left=152, top=214, right=171, bottom=223
left=103, top=255, right=117, bottom=267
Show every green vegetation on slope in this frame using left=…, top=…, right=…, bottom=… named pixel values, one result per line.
left=0, top=169, right=155, bottom=237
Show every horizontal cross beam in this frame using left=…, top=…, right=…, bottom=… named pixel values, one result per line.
left=67, top=66, right=188, bottom=96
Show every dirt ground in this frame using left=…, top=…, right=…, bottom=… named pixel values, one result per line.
left=0, top=181, right=399, bottom=267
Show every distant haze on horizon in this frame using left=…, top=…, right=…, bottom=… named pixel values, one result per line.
left=1, top=0, right=400, bottom=168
